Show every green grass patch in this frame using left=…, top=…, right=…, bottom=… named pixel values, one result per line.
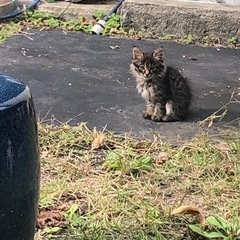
left=0, top=10, right=126, bottom=43
left=35, top=122, right=240, bottom=239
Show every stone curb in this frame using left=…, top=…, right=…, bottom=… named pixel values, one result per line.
left=37, top=0, right=240, bottom=44
left=119, top=0, right=240, bottom=44
left=37, top=0, right=116, bottom=18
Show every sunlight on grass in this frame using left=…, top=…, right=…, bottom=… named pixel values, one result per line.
left=36, top=122, right=240, bottom=239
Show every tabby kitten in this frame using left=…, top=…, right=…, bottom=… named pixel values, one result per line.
left=130, top=46, right=192, bottom=122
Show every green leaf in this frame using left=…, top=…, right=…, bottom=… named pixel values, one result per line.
left=130, top=156, right=153, bottom=172
left=207, top=216, right=228, bottom=230
left=204, top=232, right=226, bottom=238
left=189, top=224, right=226, bottom=239
left=67, top=203, right=79, bottom=219
left=104, top=150, right=123, bottom=170
left=189, top=224, right=206, bottom=236
left=43, top=226, right=61, bottom=234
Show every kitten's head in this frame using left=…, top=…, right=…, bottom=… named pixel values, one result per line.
left=131, top=46, right=165, bottom=80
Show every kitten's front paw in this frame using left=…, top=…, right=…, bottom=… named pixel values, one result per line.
left=151, top=115, right=162, bottom=122
left=142, top=112, right=152, bottom=120
left=162, top=115, right=173, bottom=122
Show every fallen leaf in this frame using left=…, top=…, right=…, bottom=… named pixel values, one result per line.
left=134, top=35, right=141, bottom=40
left=91, top=131, right=105, bottom=150
left=109, top=28, right=118, bottom=34
left=109, top=45, right=120, bottom=50
left=36, top=210, right=67, bottom=229
left=57, top=202, right=71, bottom=211
left=154, top=152, right=169, bottom=165
left=172, top=205, right=205, bottom=225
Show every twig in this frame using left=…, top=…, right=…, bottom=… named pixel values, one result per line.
left=19, top=32, right=34, bottom=41
left=198, top=88, right=240, bottom=128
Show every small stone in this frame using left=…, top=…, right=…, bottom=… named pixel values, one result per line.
left=188, top=56, right=197, bottom=61
left=71, top=68, right=80, bottom=72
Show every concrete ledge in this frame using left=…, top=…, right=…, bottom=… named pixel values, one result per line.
left=38, top=0, right=116, bottom=18
left=119, top=0, right=240, bottom=44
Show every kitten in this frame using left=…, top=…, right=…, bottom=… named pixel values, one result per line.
left=130, top=46, right=192, bottom=122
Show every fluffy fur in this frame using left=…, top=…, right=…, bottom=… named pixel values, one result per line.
left=130, top=46, right=192, bottom=122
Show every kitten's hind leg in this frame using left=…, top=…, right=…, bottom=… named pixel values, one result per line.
left=162, top=101, right=183, bottom=122
left=143, top=102, right=155, bottom=119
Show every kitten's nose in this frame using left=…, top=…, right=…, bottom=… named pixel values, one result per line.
left=144, top=70, right=150, bottom=78
left=144, top=73, right=150, bottom=78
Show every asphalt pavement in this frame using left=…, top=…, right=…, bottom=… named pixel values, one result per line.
left=0, top=30, right=239, bottom=141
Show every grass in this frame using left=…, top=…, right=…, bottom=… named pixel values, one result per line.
left=35, top=121, right=240, bottom=239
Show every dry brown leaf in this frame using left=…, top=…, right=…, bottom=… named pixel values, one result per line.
left=57, top=202, right=71, bottom=211
left=154, top=152, right=169, bottom=165
left=172, top=205, right=205, bottom=225
left=109, top=45, right=120, bottom=50
left=36, top=210, right=67, bottom=229
left=109, top=28, right=122, bottom=34
left=91, top=131, right=105, bottom=150
left=134, top=35, right=141, bottom=40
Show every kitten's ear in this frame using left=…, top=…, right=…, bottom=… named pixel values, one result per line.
left=152, top=47, right=164, bottom=62
left=132, top=46, right=143, bottom=60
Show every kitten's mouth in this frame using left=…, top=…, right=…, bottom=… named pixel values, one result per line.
left=143, top=75, right=153, bottom=81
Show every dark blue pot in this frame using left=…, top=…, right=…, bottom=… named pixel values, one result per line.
left=0, top=74, right=40, bottom=240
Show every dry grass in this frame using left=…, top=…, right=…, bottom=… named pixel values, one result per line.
left=35, top=121, right=240, bottom=240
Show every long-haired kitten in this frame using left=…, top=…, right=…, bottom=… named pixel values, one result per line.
left=130, top=46, right=192, bottom=122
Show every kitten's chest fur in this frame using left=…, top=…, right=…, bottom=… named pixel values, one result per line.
left=137, top=80, right=155, bottom=101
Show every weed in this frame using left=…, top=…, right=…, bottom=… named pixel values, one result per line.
left=159, top=34, right=175, bottom=41
left=189, top=215, right=240, bottom=239
left=0, top=10, right=126, bottom=43
left=104, top=148, right=153, bottom=174
left=102, top=13, right=125, bottom=36
left=93, top=9, right=105, bottom=20
left=203, top=36, right=219, bottom=45
left=182, top=34, right=193, bottom=44
left=228, top=37, right=238, bottom=45
left=0, top=22, right=22, bottom=41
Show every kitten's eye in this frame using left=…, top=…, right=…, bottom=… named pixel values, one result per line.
left=150, top=67, right=156, bottom=73
left=138, top=65, right=144, bottom=71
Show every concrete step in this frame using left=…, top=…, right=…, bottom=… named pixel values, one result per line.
left=38, top=0, right=117, bottom=18
left=119, top=0, right=240, bottom=44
